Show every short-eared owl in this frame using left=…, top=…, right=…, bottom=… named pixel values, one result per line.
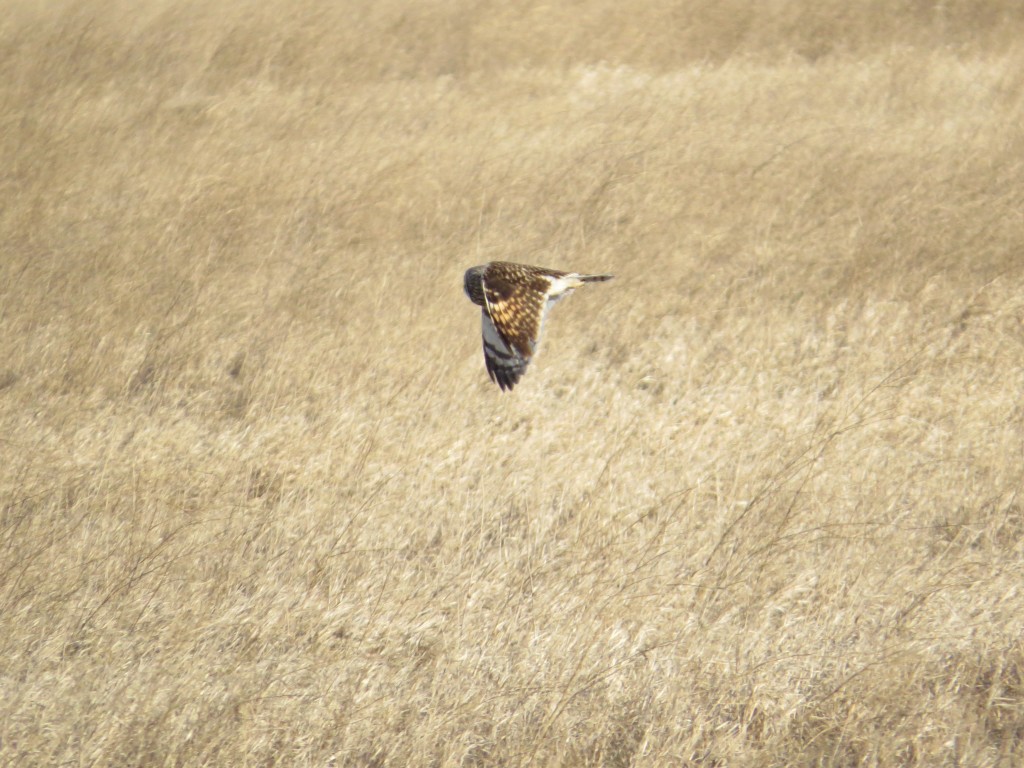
left=463, top=261, right=614, bottom=391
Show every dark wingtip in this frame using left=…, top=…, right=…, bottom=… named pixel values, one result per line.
left=485, top=358, right=521, bottom=392
left=495, top=367, right=519, bottom=392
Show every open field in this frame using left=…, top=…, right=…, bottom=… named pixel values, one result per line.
left=3, top=1, right=1024, bottom=765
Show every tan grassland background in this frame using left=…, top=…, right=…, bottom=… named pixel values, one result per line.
left=3, top=1, right=1024, bottom=765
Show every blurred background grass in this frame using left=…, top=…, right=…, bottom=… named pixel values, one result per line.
left=2, top=1, right=1024, bottom=765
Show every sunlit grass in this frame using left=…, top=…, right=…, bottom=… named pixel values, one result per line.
left=2, top=1, right=1023, bottom=765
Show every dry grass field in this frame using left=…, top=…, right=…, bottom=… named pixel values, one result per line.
left=3, top=1, right=1024, bottom=765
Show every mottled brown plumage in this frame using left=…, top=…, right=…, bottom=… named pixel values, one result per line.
left=463, top=261, right=614, bottom=391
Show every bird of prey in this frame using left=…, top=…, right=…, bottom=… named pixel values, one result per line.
left=463, top=261, right=614, bottom=391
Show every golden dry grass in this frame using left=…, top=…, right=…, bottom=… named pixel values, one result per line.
left=3, top=1, right=1024, bottom=765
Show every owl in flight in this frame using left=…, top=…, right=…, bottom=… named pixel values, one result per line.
left=463, top=261, right=614, bottom=391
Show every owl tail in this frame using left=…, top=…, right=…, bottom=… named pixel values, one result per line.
left=577, top=273, right=614, bottom=283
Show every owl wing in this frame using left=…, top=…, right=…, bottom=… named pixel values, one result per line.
left=479, top=268, right=550, bottom=391
left=481, top=311, right=529, bottom=391
left=482, top=268, right=548, bottom=358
